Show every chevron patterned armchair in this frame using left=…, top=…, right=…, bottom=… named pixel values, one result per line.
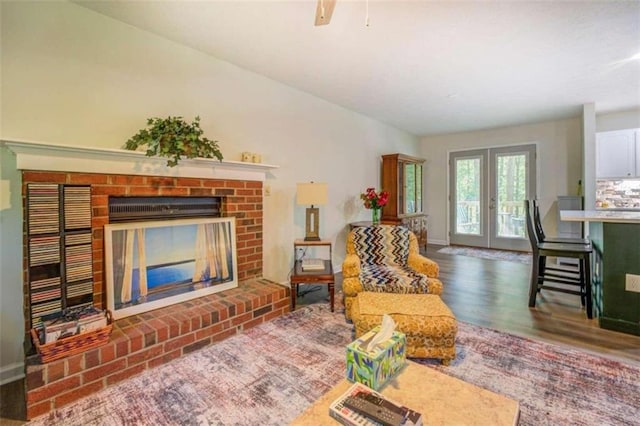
left=342, top=225, right=443, bottom=320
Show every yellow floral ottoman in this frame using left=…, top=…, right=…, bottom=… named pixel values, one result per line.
left=351, top=292, right=457, bottom=365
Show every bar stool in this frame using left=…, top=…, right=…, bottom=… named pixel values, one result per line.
left=524, top=200, right=593, bottom=319
left=532, top=199, right=591, bottom=280
left=532, top=199, right=590, bottom=245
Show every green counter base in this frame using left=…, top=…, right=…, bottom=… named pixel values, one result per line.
left=599, top=317, right=640, bottom=336
left=590, top=222, right=640, bottom=337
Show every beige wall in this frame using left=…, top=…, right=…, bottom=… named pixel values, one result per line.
left=596, top=108, right=640, bottom=132
left=420, top=118, right=583, bottom=245
left=0, top=2, right=420, bottom=378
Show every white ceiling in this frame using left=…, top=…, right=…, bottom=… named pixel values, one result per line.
left=76, top=0, right=640, bottom=136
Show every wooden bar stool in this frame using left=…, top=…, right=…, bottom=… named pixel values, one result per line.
left=524, top=200, right=593, bottom=319
left=532, top=199, right=590, bottom=245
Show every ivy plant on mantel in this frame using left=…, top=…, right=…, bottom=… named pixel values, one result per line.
left=2, top=140, right=278, bottom=182
left=124, top=116, right=223, bottom=167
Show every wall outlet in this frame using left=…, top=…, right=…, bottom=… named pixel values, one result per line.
left=264, top=185, right=271, bottom=196
left=625, top=273, right=640, bottom=293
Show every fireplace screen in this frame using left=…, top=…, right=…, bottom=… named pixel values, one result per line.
left=104, top=217, right=237, bottom=319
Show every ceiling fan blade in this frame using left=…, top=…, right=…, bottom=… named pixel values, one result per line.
left=314, top=0, right=336, bottom=26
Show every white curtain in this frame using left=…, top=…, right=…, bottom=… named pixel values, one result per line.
left=120, top=229, right=147, bottom=302
left=217, top=223, right=229, bottom=279
left=136, top=228, right=147, bottom=297
left=193, top=224, right=207, bottom=282
left=192, top=222, right=231, bottom=283
left=206, top=224, right=218, bottom=279
left=120, top=229, right=135, bottom=303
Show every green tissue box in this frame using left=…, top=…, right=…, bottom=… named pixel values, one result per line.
left=346, top=326, right=406, bottom=390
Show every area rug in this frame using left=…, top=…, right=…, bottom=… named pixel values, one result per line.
left=31, top=304, right=638, bottom=426
left=438, top=245, right=531, bottom=264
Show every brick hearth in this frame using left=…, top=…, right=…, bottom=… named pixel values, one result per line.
left=25, top=279, right=290, bottom=419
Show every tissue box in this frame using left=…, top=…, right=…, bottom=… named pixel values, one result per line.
left=346, top=326, right=406, bottom=390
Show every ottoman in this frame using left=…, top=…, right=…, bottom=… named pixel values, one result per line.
left=351, top=292, right=457, bottom=365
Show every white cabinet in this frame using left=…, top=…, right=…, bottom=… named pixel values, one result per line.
left=596, top=129, right=639, bottom=178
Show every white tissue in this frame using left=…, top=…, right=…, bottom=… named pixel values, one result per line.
left=365, top=314, right=396, bottom=352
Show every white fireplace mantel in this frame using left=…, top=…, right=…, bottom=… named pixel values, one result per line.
left=2, top=139, right=279, bottom=182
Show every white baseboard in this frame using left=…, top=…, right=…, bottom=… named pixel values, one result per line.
left=0, top=362, right=24, bottom=385
left=429, top=238, right=448, bottom=246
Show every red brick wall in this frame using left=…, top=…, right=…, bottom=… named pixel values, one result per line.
left=22, top=171, right=263, bottom=331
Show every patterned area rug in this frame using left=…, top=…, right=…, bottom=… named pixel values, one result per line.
left=438, top=245, right=531, bottom=264
left=31, top=303, right=638, bottom=426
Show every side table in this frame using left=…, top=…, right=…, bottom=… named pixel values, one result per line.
left=290, top=239, right=335, bottom=312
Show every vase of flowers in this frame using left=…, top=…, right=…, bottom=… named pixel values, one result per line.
left=371, top=206, right=382, bottom=225
left=360, top=187, right=389, bottom=225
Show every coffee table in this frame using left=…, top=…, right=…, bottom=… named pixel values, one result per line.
left=291, top=361, right=520, bottom=425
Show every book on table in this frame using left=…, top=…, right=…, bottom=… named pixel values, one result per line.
left=328, top=381, right=423, bottom=426
left=301, top=258, right=325, bottom=271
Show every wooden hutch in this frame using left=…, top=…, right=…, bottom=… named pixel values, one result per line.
left=381, top=153, right=428, bottom=249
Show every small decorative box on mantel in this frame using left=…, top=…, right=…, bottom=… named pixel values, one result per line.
left=346, top=326, right=406, bottom=390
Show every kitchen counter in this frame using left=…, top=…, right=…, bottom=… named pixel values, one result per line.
left=559, top=210, right=640, bottom=336
left=560, top=209, right=640, bottom=224
left=595, top=207, right=640, bottom=212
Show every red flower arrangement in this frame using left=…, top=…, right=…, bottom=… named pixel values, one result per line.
left=360, top=187, right=389, bottom=210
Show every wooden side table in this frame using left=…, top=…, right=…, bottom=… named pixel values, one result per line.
left=290, top=239, right=335, bottom=312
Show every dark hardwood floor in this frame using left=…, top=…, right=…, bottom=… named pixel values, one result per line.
left=297, top=244, right=640, bottom=365
left=0, top=378, right=25, bottom=424
left=424, top=244, right=640, bottom=365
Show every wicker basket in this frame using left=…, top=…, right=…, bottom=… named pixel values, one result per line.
left=31, top=310, right=113, bottom=363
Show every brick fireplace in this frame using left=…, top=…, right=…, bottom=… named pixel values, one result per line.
left=7, top=141, right=289, bottom=419
left=21, top=169, right=265, bottom=330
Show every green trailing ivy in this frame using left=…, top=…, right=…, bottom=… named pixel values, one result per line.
left=124, top=116, right=223, bottom=167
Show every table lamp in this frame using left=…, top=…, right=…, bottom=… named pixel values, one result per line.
left=296, top=182, right=328, bottom=241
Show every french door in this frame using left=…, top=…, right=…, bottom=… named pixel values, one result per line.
left=449, top=144, right=536, bottom=251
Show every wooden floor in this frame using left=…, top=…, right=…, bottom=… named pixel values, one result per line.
left=297, top=244, right=640, bottom=365
left=426, top=244, right=640, bottom=364
left=0, top=378, right=25, bottom=424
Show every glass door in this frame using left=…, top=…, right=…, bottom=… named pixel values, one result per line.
left=489, top=145, right=536, bottom=251
left=449, top=144, right=536, bottom=251
left=449, top=149, right=487, bottom=247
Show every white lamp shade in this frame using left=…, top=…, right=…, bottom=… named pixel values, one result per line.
left=296, top=182, right=328, bottom=206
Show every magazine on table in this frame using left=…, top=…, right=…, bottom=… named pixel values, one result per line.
left=301, top=258, right=325, bottom=271
left=328, top=382, right=423, bottom=426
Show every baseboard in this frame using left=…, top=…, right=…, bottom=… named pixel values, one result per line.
left=429, top=238, right=448, bottom=246
left=0, top=362, right=24, bottom=385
